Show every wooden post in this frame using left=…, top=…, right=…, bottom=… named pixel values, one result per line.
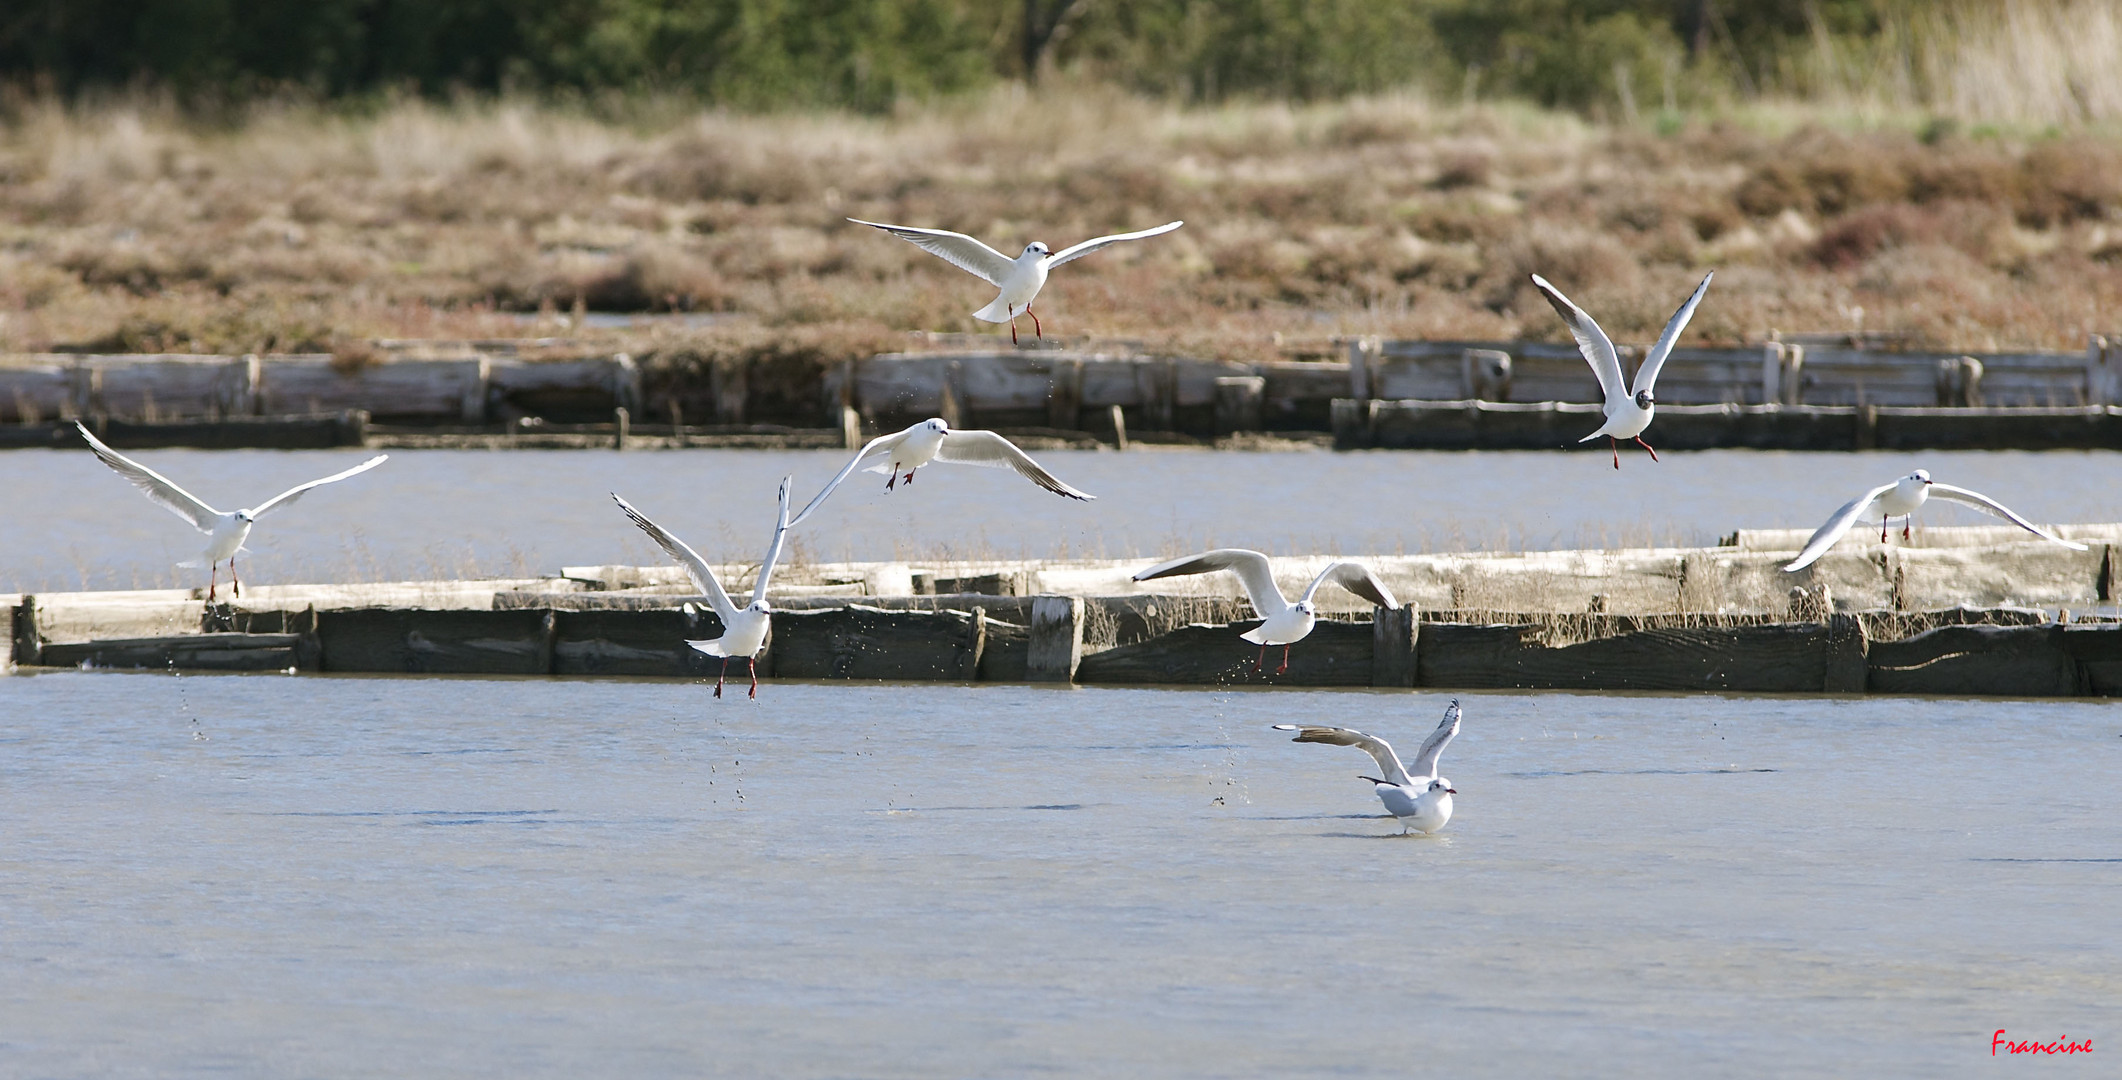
left=335, top=409, right=370, bottom=447
left=1853, top=403, right=1878, bottom=450
left=1109, top=403, right=1129, bottom=450
left=536, top=609, right=558, bottom=674
left=1347, top=337, right=1373, bottom=401
left=2087, top=334, right=2112, bottom=407
left=841, top=405, right=863, bottom=450
left=1782, top=344, right=1806, bottom=405
left=12, top=597, right=40, bottom=668
left=613, top=406, right=630, bottom=450
left=956, top=608, right=988, bottom=680
left=1462, top=348, right=1512, bottom=401
left=1027, top=595, right=1084, bottom=682
left=1371, top=606, right=1418, bottom=687
left=1761, top=340, right=1782, bottom=405
left=1823, top=612, right=1868, bottom=693
left=939, top=368, right=965, bottom=428
left=711, top=358, right=746, bottom=424
left=1048, top=357, right=1083, bottom=430
left=462, top=354, right=491, bottom=424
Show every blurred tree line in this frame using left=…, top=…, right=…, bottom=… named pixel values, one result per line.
left=0, top=1, right=1915, bottom=112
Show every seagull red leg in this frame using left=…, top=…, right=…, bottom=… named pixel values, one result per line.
left=748, top=657, right=759, bottom=700
left=886, top=461, right=899, bottom=491
left=1610, top=437, right=1620, bottom=470
left=1254, top=643, right=1266, bottom=673
left=1029, top=308, right=1042, bottom=339
left=1008, top=306, right=1020, bottom=345
left=1634, top=436, right=1659, bottom=462
left=208, top=563, right=218, bottom=602
left=715, top=657, right=728, bottom=699
left=903, top=469, right=915, bottom=484
left=1277, top=644, right=1291, bottom=675
left=231, top=555, right=241, bottom=598
left=1881, top=514, right=1889, bottom=544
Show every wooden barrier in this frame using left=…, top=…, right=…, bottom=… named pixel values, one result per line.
left=38, top=632, right=310, bottom=672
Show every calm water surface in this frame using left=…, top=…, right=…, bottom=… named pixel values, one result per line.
left=5, top=446, right=2121, bottom=591
left=2, top=673, right=2115, bottom=1077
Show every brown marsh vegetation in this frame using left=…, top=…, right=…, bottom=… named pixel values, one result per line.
left=4, top=85, right=2122, bottom=371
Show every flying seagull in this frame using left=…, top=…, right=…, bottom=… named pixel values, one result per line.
left=1275, top=699, right=1462, bottom=836
left=848, top=217, right=1183, bottom=344
left=613, top=478, right=792, bottom=699
left=1782, top=469, right=2087, bottom=572
left=1530, top=271, right=1714, bottom=469
left=787, top=418, right=1094, bottom=528
left=74, top=421, right=386, bottom=601
left=1131, top=549, right=1398, bottom=674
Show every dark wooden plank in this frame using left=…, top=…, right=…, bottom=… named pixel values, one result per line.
left=316, top=608, right=554, bottom=674
left=980, top=618, right=1029, bottom=681
left=770, top=606, right=984, bottom=681
left=37, top=633, right=301, bottom=671
left=1371, top=606, right=1416, bottom=687
left=1075, top=620, right=1373, bottom=686
left=1868, top=624, right=2082, bottom=697
left=551, top=608, right=724, bottom=677
left=2062, top=625, right=2122, bottom=696
left=1418, top=622, right=1828, bottom=692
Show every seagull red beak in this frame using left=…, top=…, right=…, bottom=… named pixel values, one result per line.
left=1446, top=788, right=1457, bottom=795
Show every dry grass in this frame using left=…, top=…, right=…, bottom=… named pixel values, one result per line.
left=5, top=72, right=2122, bottom=361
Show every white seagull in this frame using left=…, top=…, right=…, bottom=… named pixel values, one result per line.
left=612, top=478, right=792, bottom=699
left=1275, top=699, right=1462, bottom=835
left=1131, top=549, right=1399, bottom=674
left=1531, top=271, right=1714, bottom=469
left=74, top=421, right=386, bottom=601
left=848, top=217, right=1183, bottom=344
left=788, top=418, right=1094, bottom=528
left=1782, top=469, right=2087, bottom=572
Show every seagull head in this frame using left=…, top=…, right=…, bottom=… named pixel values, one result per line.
left=924, top=417, right=949, bottom=435
left=233, top=510, right=255, bottom=524
left=1023, top=241, right=1049, bottom=259
left=1430, top=778, right=1455, bottom=796
left=1910, top=468, right=1933, bottom=485
left=747, top=599, right=772, bottom=615
left=1294, top=600, right=1316, bottom=617
left=1634, top=388, right=1656, bottom=409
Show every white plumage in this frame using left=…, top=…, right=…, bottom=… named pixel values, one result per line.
left=1275, top=700, right=1462, bottom=835
left=787, top=418, right=1093, bottom=528
left=1530, top=271, right=1713, bottom=469
left=1782, top=469, right=2086, bottom=572
left=1131, top=548, right=1398, bottom=674
left=612, top=476, right=792, bottom=699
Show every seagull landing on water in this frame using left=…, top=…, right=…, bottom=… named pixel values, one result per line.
left=74, top=421, right=386, bottom=601
left=1130, top=549, right=1399, bottom=675
left=1276, top=699, right=1462, bottom=836
left=847, top=217, right=1183, bottom=344
left=612, top=477, right=792, bottom=700
left=787, top=418, right=1094, bottom=528
left=1782, top=469, right=2087, bottom=572
left=1530, top=271, right=1714, bottom=469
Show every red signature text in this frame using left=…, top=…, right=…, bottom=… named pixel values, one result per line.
left=1993, top=1030, right=2092, bottom=1056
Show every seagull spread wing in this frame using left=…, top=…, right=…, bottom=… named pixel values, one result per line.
left=247, top=455, right=389, bottom=518
left=1783, top=480, right=1900, bottom=571
left=1407, top=700, right=1461, bottom=781
left=76, top=421, right=220, bottom=532
left=787, top=427, right=917, bottom=529
left=752, top=476, right=793, bottom=606
left=1132, top=548, right=1289, bottom=618
left=1272, top=724, right=1413, bottom=788
left=1298, top=560, right=1399, bottom=609
left=1631, top=272, right=1714, bottom=396
left=1927, top=483, right=2089, bottom=550
left=1530, top=274, right=1627, bottom=408
left=1044, top=221, right=1184, bottom=269
left=934, top=430, right=1095, bottom=501
left=612, top=494, right=738, bottom=623
left=848, top=218, right=1016, bottom=286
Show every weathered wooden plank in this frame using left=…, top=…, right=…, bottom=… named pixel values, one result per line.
left=32, top=591, right=202, bottom=643
left=257, top=356, right=487, bottom=422
left=549, top=608, right=722, bottom=677
left=1075, top=619, right=1373, bottom=685
left=1417, top=622, right=1829, bottom=692
left=1026, top=595, right=1085, bottom=682
left=1823, top=613, right=1868, bottom=693
left=1866, top=624, right=2080, bottom=697
left=36, top=633, right=301, bottom=672
left=2, top=594, right=21, bottom=671
left=0, top=355, right=72, bottom=423
left=979, top=618, right=1029, bottom=681
left=770, top=605, right=984, bottom=681
left=1875, top=406, right=2119, bottom=450
left=489, top=355, right=637, bottom=423
left=315, top=608, right=554, bottom=674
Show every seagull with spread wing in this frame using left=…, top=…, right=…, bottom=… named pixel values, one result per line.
left=1782, top=468, right=2087, bottom=572
left=1131, top=548, right=1399, bottom=675
left=1530, top=271, right=1714, bottom=469
left=787, top=418, right=1093, bottom=528
left=612, top=477, right=792, bottom=699
left=1276, top=699, right=1462, bottom=835
left=74, top=421, right=386, bottom=601
left=847, top=217, right=1183, bottom=344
